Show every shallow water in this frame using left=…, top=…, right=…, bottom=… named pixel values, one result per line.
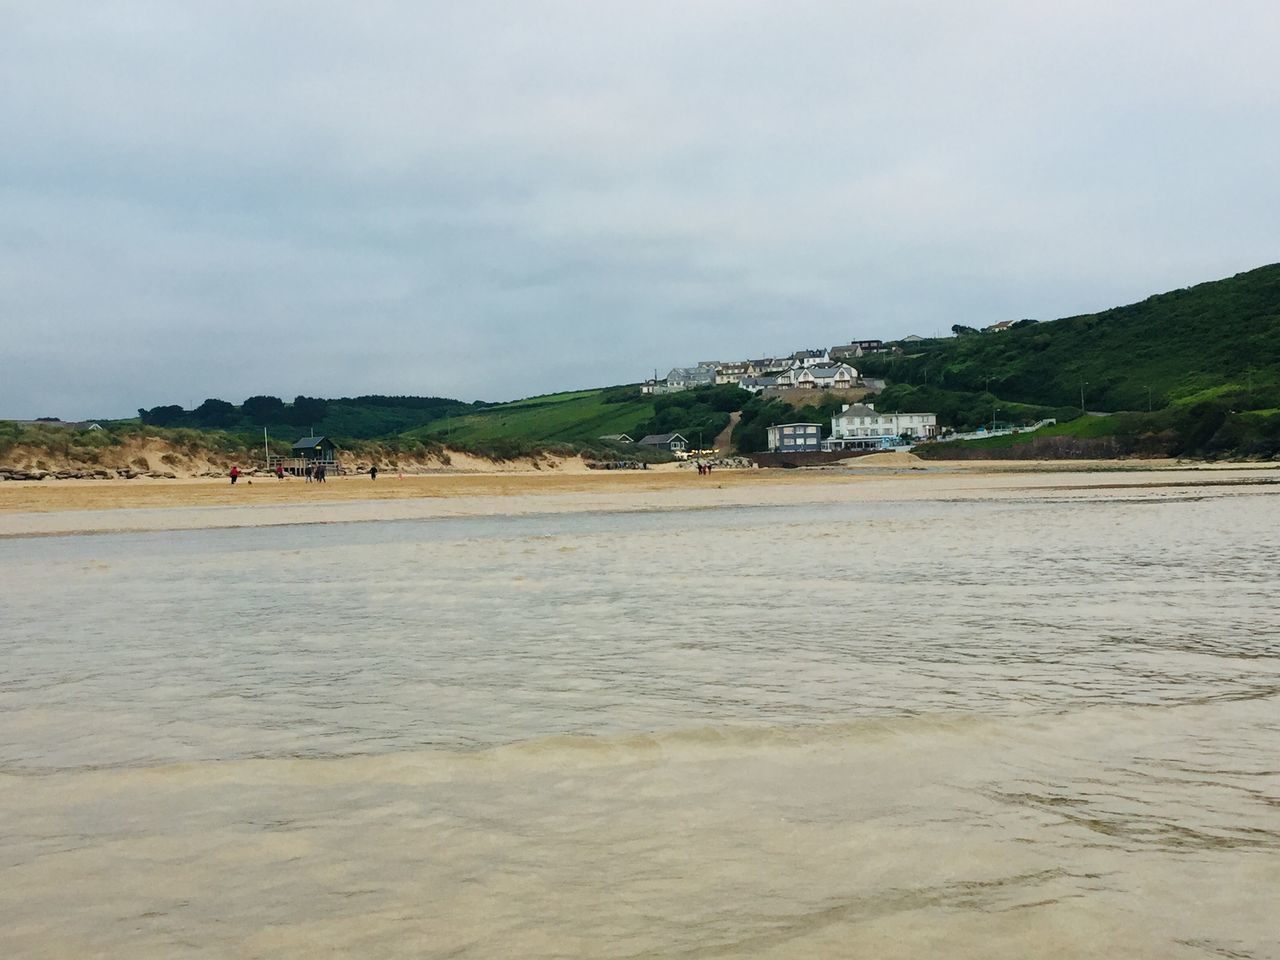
left=2, top=491, right=1278, bottom=958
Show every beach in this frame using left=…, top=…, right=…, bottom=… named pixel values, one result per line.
left=2, top=458, right=1276, bottom=536
left=3, top=466, right=1278, bottom=958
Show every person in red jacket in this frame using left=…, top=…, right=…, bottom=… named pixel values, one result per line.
left=229, top=466, right=240, bottom=485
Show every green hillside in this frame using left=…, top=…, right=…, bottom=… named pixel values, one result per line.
left=862, top=264, right=1280, bottom=413
left=409, top=387, right=655, bottom=446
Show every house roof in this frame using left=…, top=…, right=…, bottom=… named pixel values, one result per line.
left=292, top=436, right=331, bottom=449
left=599, top=434, right=633, bottom=442
left=806, top=365, right=854, bottom=377
left=771, top=422, right=822, bottom=428
left=638, top=433, right=687, bottom=445
left=838, top=404, right=879, bottom=418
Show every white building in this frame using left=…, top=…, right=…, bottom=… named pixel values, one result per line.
left=824, top=403, right=938, bottom=450
left=773, top=363, right=859, bottom=390
left=789, top=348, right=831, bottom=368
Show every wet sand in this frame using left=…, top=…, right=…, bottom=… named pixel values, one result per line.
left=1, top=463, right=1277, bottom=538
left=1, top=459, right=1275, bottom=512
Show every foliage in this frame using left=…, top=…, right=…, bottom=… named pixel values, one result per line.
left=731, top=391, right=850, bottom=452
left=412, top=386, right=655, bottom=445
left=631, top=384, right=744, bottom=446
left=870, top=383, right=1079, bottom=433
left=861, top=264, right=1280, bottom=414
left=135, top=393, right=474, bottom=440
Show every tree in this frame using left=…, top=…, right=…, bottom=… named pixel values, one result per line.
left=951, top=324, right=979, bottom=337
left=192, top=398, right=238, bottom=428
left=242, top=395, right=286, bottom=421
left=139, top=404, right=186, bottom=427
left=287, top=395, right=329, bottom=427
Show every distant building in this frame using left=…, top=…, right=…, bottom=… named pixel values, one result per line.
left=772, top=363, right=859, bottom=390
left=714, top=361, right=751, bottom=384
left=658, top=364, right=717, bottom=394
left=824, top=403, right=937, bottom=450
left=598, top=434, right=634, bottom=443
left=637, top=433, right=689, bottom=452
left=830, top=339, right=885, bottom=358
left=738, top=375, right=782, bottom=393
left=766, top=423, right=823, bottom=452
left=789, top=348, right=831, bottom=368
left=747, top=357, right=792, bottom=376
left=984, top=321, right=1015, bottom=333
left=900, top=334, right=926, bottom=343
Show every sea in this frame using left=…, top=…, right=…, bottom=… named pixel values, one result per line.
left=2, top=486, right=1278, bottom=958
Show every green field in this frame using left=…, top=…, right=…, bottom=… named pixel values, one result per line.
left=409, top=388, right=655, bottom=445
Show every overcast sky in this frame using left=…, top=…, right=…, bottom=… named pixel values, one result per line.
left=3, top=1, right=1278, bottom=418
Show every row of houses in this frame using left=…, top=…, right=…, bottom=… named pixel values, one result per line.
left=766, top=403, right=939, bottom=453
left=646, top=345, right=874, bottom=395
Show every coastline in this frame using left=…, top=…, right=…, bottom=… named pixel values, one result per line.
left=1, top=461, right=1276, bottom=538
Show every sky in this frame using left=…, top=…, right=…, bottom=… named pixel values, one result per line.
left=2, top=1, right=1279, bottom=419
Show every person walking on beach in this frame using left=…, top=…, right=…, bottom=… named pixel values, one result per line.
left=275, top=463, right=284, bottom=481
left=370, top=464, right=378, bottom=481
left=316, top=463, right=326, bottom=483
left=229, top=466, right=239, bottom=485
left=305, top=464, right=313, bottom=483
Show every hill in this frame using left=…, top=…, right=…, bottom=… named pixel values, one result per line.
left=861, top=264, right=1280, bottom=413
left=859, top=265, right=1280, bottom=458
left=407, top=384, right=747, bottom=457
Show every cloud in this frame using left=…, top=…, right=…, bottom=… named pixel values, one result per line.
left=2, top=0, right=1278, bottom=416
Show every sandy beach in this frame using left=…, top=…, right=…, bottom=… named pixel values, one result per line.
left=2, top=458, right=1276, bottom=538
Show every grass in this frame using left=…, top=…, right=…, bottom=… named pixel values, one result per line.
left=408, top=388, right=656, bottom=445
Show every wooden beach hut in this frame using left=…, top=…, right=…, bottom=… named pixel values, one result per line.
left=275, top=435, right=340, bottom=476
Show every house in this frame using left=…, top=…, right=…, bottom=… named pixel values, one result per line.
left=292, top=436, right=337, bottom=462
left=598, top=434, right=634, bottom=443
left=641, top=379, right=662, bottom=395
left=637, top=433, right=689, bottom=453
left=772, top=362, right=859, bottom=390
left=738, top=375, right=782, bottom=393
left=984, top=321, right=1015, bottom=333
left=658, top=364, right=717, bottom=393
left=824, top=403, right=937, bottom=449
left=830, top=340, right=884, bottom=359
left=900, top=334, right=925, bottom=343
left=746, top=357, right=792, bottom=376
left=714, top=361, right=752, bottom=384
left=766, top=423, right=823, bottom=452
left=790, top=348, right=831, bottom=368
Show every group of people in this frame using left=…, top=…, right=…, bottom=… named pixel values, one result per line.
left=230, top=462, right=380, bottom=484
left=696, top=461, right=715, bottom=475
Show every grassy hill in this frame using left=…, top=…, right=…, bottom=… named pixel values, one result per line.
left=858, top=264, right=1280, bottom=458
left=408, top=388, right=655, bottom=448
left=862, top=264, right=1280, bottom=414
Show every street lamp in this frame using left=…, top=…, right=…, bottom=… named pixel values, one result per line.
left=1080, top=379, right=1088, bottom=413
